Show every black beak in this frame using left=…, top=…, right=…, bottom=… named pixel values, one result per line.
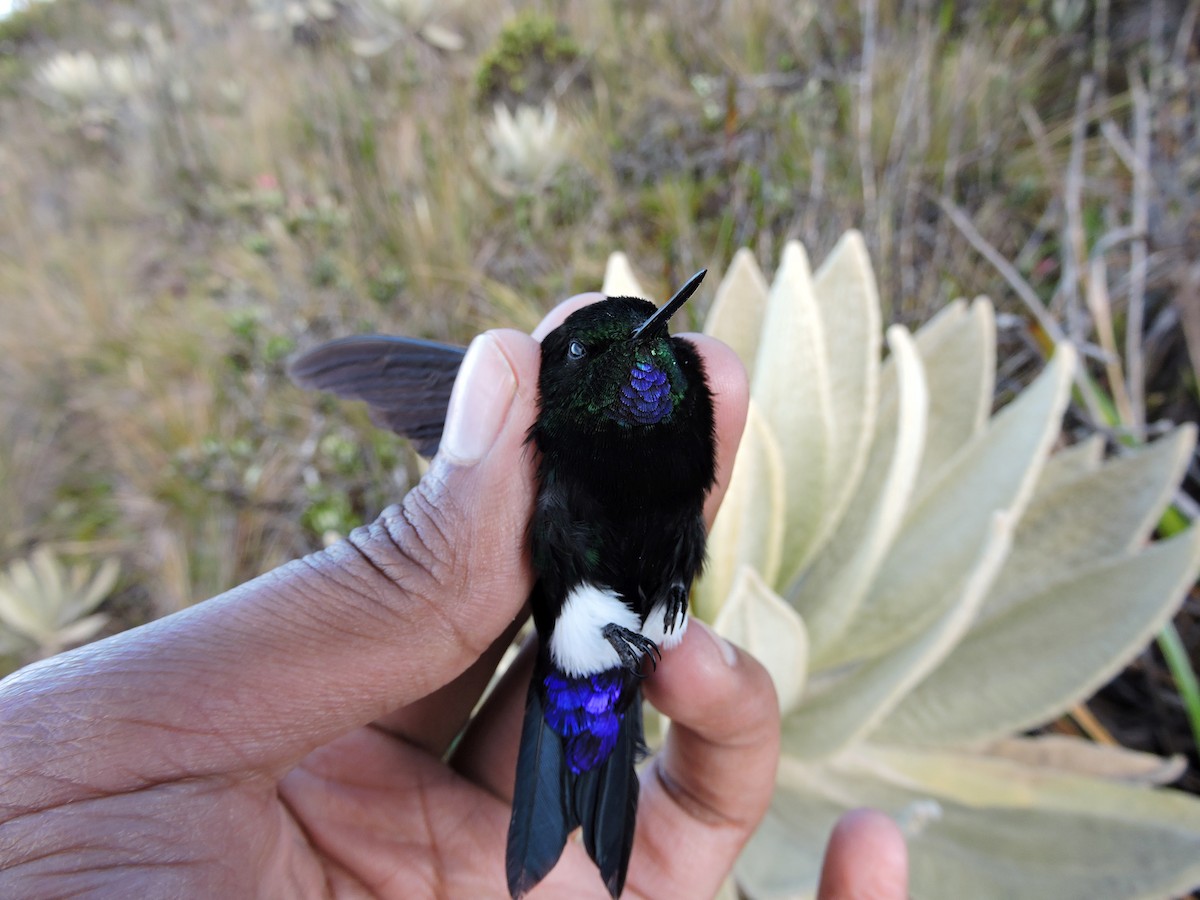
left=630, top=269, right=707, bottom=341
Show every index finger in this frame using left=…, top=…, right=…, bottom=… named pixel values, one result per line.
left=626, top=620, right=781, bottom=895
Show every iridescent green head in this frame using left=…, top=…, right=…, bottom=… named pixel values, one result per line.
left=536, top=271, right=707, bottom=435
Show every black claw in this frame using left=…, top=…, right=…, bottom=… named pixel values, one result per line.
left=603, top=623, right=661, bottom=674
left=664, top=583, right=688, bottom=634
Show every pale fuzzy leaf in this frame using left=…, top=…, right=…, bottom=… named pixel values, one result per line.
left=642, top=703, right=667, bottom=751
left=67, top=560, right=89, bottom=601
left=602, top=251, right=646, bottom=298
left=7, top=555, right=39, bottom=601
left=50, top=612, right=110, bottom=650
left=827, top=347, right=1074, bottom=666
left=61, top=556, right=120, bottom=625
left=0, top=551, right=119, bottom=643
left=694, top=403, right=785, bottom=621
left=0, top=587, right=39, bottom=641
left=911, top=296, right=967, bottom=345
left=702, top=248, right=770, bottom=376
left=982, top=736, right=1187, bottom=786
left=419, top=23, right=465, bottom=51
left=713, top=566, right=808, bottom=714
left=736, top=769, right=841, bottom=899
left=0, top=561, right=53, bottom=640
left=980, top=425, right=1195, bottom=624
left=857, top=742, right=1200, bottom=828
left=351, top=33, right=400, bottom=56
left=309, top=0, right=336, bottom=20
left=802, top=230, right=882, bottom=565
left=911, top=298, right=996, bottom=500
left=1034, top=434, right=1106, bottom=495
left=770, top=745, right=1200, bottom=900
left=486, top=103, right=572, bottom=187
left=1054, top=428, right=1190, bottom=552
left=0, top=623, right=29, bottom=655
left=750, top=241, right=834, bottom=584
left=490, top=104, right=520, bottom=156
left=873, top=526, right=1200, bottom=747
left=31, top=546, right=65, bottom=610
left=783, top=513, right=1013, bottom=760
left=791, top=326, right=928, bottom=663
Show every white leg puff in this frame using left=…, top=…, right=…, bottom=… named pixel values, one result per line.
left=640, top=601, right=689, bottom=650
left=549, top=582, right=643, bottom=678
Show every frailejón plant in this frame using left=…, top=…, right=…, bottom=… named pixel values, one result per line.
left=604, top=235, right=1200, bottom=900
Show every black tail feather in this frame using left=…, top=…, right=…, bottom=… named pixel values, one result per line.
left=507, top=686, right=574, bottom=898
left=507, top=678, right=643, bottom=898
left=578, top=689, right=642, bottom=898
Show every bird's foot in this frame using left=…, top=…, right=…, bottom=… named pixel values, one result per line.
left=663, top=582, right=688, bottom=634
left=602, top=623, right=662, bottom=675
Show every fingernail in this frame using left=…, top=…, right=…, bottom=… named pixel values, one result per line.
left=439, top=334, right=516, bottom=466
left=694, top=618, right=738, bottom=668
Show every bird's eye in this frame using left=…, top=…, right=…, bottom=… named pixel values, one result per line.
left=567, top=339, right=586, bottom=360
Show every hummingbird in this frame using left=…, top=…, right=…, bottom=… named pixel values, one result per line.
left=288, top=270, right=717, bottom=898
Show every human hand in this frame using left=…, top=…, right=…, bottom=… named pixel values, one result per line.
left=0, top=294, right=907, bottom=899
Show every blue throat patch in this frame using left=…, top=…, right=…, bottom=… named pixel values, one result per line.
left=543, top=669, right=626, bottom=773
left=615, top=359, right=674, bottom=426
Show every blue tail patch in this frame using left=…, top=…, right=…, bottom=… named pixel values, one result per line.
left=543, top=669, right=627, bottom=774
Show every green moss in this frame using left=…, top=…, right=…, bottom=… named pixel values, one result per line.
left=0, top=56, right=29, bottom=98
left=301, top=487, right=360, bottom=537
left=263, top=334, right=295, bottom=365
left=49, top=476, right=119, bottom=543
left=307, top=253, right=340, bottom=288
left=367, top=264, right=407, bottom=305
left=243, top=232, right=273, bottom=257
left=475, top=13, right=581, bottom=108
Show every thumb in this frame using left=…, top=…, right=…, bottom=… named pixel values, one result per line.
left=0, top=329, right=542, bottom=797
left=326, top=327, right=543, bottom=700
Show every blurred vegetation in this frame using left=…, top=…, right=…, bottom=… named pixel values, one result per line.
left=0, top=0, right=1197, bottom=775
left=475, top=12, right=583, bottom=108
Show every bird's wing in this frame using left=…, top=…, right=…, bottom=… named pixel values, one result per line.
left=288, top=335, right=465, bottom=457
